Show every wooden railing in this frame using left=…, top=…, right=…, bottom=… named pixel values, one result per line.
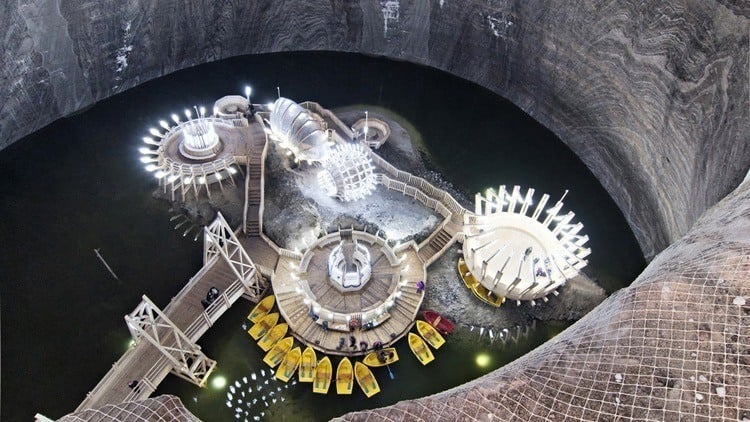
left=369, top=151, right=468, bottom=216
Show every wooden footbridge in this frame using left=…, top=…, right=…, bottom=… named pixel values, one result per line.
left=74, top=106, right=471, bottom=412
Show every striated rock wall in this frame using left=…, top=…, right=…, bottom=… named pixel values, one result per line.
left=338, top=174, right=750, bottom=421
left=1, top=1, right=748, bottom=257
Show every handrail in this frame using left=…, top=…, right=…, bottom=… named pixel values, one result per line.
left=370, top=151, right=469, bottom=216
left=243, top=161, right=250, bottom=234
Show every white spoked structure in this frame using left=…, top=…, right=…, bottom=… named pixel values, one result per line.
left=463, top=185, right=590, bottom=304
left=138, top=106, right=241, bottom=199
left=317, top=143, right=377, bottom=202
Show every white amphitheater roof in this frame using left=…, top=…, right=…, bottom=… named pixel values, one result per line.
left=269, top=98, right=329, bottom=162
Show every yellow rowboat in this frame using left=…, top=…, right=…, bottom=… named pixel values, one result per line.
left=336, top=357, right=354, bottom=395
left=275, top=346, right=301, bottom=383
left=408, top=332, right=435, bottom=365
left=298, top=346, right=317, bottom=383
left=354, top=361, right=380, bottom=398
left=471, top=282, right=504, bottom=307
left=257, top=323, right=288, bottom=352
left=263, top=337, right=293, bottom=368
left=248, top=312, right=279, bottom=340
left=247, top=295, right=275, bottom=323
left=363, top=348, right=399, bottom=367
left=416, top=320, right=445, bottom=349
left=457, top=257, right=479, bottom=289
left=312, top=356, right=332, bottom=394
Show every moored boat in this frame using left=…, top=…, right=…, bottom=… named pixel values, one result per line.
left=457, top=257, right=479, bottom=289
left=248, top=312, right=279, bottom=340
left=422, top=310, right=454, bottom=335
left=363, top=348, right=399, bottom=367
left=471, top=282, right=504, bottom=307
left=336, top=357, right=354, bottom=395
left=257, top=322, right=288, bottom=352
left=416, top=320, right=445, bottom=349
left=275, top=346, right=301, bottom=383
left=263, top=336, right=293, bottom=368
left=408, top=332, right=435, bottom=365
left=354, top=361, right=380, bottom=398
left=298, top=346, right=317, bottom=383
left=312, top=356, right=332, bottom=394
left=247, top=295, right=275, bottom=323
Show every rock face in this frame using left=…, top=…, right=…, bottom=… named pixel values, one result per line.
left=1, top=1, right=748, bottom=260
left=58, top=395, right=198, bottom=422
left=338, top=175, right=750, bottom=421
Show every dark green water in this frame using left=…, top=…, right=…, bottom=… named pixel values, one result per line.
left=0, top=52, right=645, bottom=421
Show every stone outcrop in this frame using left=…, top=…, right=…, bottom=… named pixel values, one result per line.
left=338, top=174, right=750, bottom=421
left=2, top=1, right=748, bottom=259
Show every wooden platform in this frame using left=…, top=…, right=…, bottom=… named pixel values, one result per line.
left=273, top=240, right=426, bottom=356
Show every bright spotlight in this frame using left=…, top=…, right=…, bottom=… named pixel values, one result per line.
left=171, top=114, right=180, bottom=124
left=184, top=109, right=192, bottom=119
left=145, top=164, right=158, bottom=172
left=159, top=120, right=170, bottom=130
left=149, top=128, right=162, bottom=137
left=245, top=86, right=252, bottom=98
left=211, top=375, right=227, bottom=389
left=227, top=167, right=237, bottom=175
left=199, top=106, right=206, bottom=116
left=475, top=353, right=490, bottom=367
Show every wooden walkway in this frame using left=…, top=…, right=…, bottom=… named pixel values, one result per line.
left=76, top=257, right=248, bottom=411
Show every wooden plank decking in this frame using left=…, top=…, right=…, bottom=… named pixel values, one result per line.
left=272, top=240, right=426, bottom=356
left=76, top=257, right=245, bottom=411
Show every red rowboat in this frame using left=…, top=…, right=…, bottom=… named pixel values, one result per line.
left=422, top=310, right=454, bottom=335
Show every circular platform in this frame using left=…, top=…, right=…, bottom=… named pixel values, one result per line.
left=272, top=230, right=426, bottom=356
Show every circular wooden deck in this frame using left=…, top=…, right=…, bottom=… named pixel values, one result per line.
left=272, top=230, right=426, bottom=356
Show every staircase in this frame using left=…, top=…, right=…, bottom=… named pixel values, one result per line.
left=418, top=228, right=454, bottom=263
left=244, top=147, right=264, bottom=236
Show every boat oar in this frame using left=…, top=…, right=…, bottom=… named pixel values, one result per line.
left=386, top=363, right=395, bottom=380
